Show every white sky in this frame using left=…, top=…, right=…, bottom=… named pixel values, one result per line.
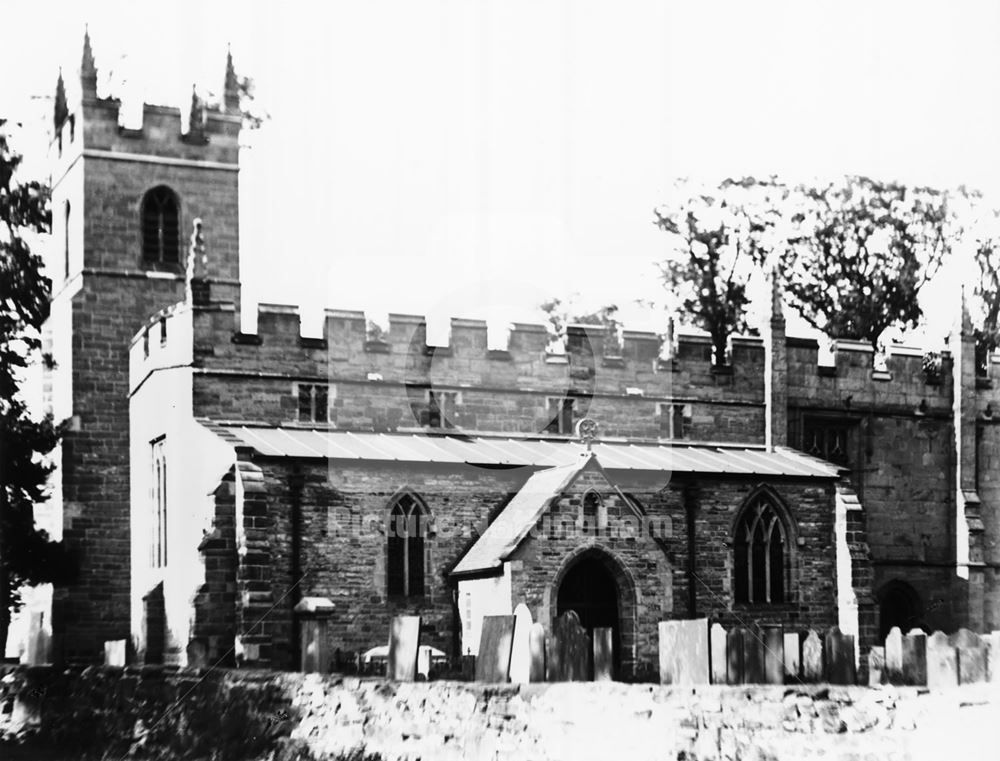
left=3, top=1, right=999, bottom=346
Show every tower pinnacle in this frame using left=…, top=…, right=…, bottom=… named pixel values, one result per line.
left=54, top=69, right=68, bottom=130
left=81, top=26, right=98, bottom=99
left=223, top=46, right=240, bottom=113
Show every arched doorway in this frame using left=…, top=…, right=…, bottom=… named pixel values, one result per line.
left=556, top=551, right=622, bottom=677
left=877, top=579, right=925, bottom=641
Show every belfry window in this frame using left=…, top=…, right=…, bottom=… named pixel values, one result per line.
left=386, top=493, right=426, bottom=598
left=733, top=495, right=787, bottom=604
left=141, top=186, right=180, bottom=265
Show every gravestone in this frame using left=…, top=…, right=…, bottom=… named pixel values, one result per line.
left=294, top=596, right=335, bottom=674
left=528, top=623, right=546, bottom=682
left=884, top=627, right=904, bottom=685
left=186, top=640, right=208, bottom=669
left=476, top=615, right=516, bottom=682
left=926, top=631, right=958, bottom=689
left=742, top=628, right=765, bottom=684
left=801, top=630, right=823, bottom=682
left=763, top=626, right=784, bottom=685
left=726, top=627, right=747, bottom=685
left=548, top=611, right=590, bottom=681
left=782, top=632, right=801, bottom=682
left=387, top=615, right=421, bottom=681
left=104, top=639, right=126, bottom=667
left=868, top=646, right=885, bottom=687
left=509, top=604, right=533, bottom=685
left=593, top=627, right=614, bottom=681
left=901, top=629, right=927, bottom=686
left=949, top=628, right=987, bottom=685
left=985, top=631, right=1000, bottom=683
left=710, top=623, right=728, bottom=684
left=658, top=619, right=710, bottom=685
left=824, top=626, right=857, bottom=685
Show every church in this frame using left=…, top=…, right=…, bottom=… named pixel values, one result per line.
left=26, top=33, right=1000, bottom=677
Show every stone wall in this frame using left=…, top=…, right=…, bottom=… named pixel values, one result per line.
left=2, top=665, right=996, bottom=761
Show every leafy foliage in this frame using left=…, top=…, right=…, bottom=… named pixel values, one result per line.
left=653, top=177, right=778, bottom=365
left=539, top=298, right=623, bottom=354
left=777, top=176, right=952, bottom=350
left=0, top=120, right=75, bottom=650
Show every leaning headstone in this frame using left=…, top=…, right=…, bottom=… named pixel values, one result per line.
left=387, top=615, right=421, bottom=681
left=901, top=629, right=927, bottom=686
left=548, top=611, right=590, bottom=681
left=782, top=632, right=801, bottom=682
left=763, top=626, right=784, bottom=685
left=528, top=623, right=546, bottom=682
left=949, top=628, right=987, bottom=685
left=710, top=623, right=728, bottom=684
left=476, top=615, right=516, bottom=682
left=593, top=627, right=614, bottom=681
left=884, top=627, right=904, bottom=685
left=104, top=639, right=126, bottom=667
left=509, top=604, right=533, bottom=684
left=801, top=630, right=823, bottom=682
left=824, top=626, right=857, bottom=685
left=868, top=646, right=885, bottom=687
left=926, top=631, right=958, bottom=689
left=742, top=628, right=765, bottom=684
left=726, top=626, right=747, bottom=685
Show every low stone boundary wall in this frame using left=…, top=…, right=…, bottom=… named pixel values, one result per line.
left=1, top=665, right=997, bottom=760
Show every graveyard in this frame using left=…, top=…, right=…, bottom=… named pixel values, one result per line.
left=3, top=609, right=1000, bottom=759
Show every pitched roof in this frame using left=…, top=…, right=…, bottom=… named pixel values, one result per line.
left=450, top=454, right=597, bottom=577
left=200, top=424, right=842, bottom=479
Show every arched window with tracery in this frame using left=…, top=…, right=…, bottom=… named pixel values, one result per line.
left=580, top=489, right=606, bottom=533
left=141, top=186, right=180, bottom=265
left=386, top=493, right=425, bottom=598
left=733, top=493, right=788, bottom=604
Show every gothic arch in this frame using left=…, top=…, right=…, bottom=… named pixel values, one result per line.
left=384, top=488, right=432, bottom=598
left=140, top=185, right=181, bottom=266
left=550, top=542, right=638, bottom=678
left=730, top=484, right=797, bottom=605
left=876, top=579, right=925, bottom=640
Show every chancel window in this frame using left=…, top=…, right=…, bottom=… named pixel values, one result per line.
left=150, top=438, right=167, bottom=568
left=545, top=397, right=575, bottom=434
left=733, top=495, right=787, bottom=605
left=387, top=493, right=426, bottom=598
left=141, top=186, right=180, bottom=265
left=297, top=383, right=330, bottom=423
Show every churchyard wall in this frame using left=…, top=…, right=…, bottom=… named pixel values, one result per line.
left=2, top=665, right=997, bottom=761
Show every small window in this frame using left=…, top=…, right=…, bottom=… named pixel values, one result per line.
left=150, top=439, right=167, bottom=568
left=658, top=403, right=690, bottom=439
left=802, top=419, right=851, bottom=466
left=63, top=200, right=71, bottom=279
left=424, top=390, right=459, bottom=429
left=545, top=397, right=575, bottom=434
left=297, top=383, right=330, bottom=423
left=734, top=496, right=787, bottom=605
left=386, top=493, right=426, bottom=598
left=580, top=489, right=606, bottom=533
left=141, top=186, right=180, bottom=265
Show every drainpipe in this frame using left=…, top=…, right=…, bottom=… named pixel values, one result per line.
left=290, top=466, right=304, bottom=667
left=684, top=481, right=698, bottom=617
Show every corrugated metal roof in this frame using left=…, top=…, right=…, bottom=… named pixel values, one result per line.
left=451, top=456, right=592, bottom=576
left=204, top=423, right=842, bottom=479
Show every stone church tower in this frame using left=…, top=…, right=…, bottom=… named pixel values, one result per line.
left=40, top=31, right=243, bottom=662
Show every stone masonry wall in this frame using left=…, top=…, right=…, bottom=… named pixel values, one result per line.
left=2, top=666, right=997, bottom=761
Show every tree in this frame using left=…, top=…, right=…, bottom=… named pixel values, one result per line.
left=777, top=176, right=952, bottom=352
left=653, top=177, right=778, bottom=366
left=0, top=120, right=75, bottom=655
left=540, top=298, right=623, bottom=354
